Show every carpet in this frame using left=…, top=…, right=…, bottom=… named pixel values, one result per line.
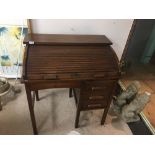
left=0, top=83, right=132, bottom=135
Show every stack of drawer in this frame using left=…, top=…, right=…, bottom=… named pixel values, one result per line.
left=79, top=80, right=116, bottom=109
left=72, top=80, right=117, bottom=127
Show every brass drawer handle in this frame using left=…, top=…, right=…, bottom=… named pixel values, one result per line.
left=43, top=74, right=58, bottom=80
left=89, top=96, right=104, bottom=100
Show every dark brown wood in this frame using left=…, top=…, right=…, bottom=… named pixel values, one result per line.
left=32, top=91, right=36, bottom=108
left=72, top=80, right=116, bottom=127
left=25, top=85, right=38, bottom=134
left=24, top=34, right=112, bottom=46
left=101, top=81, right=117, bottom=124
left=26, top=80, right=81, bottom=91
left=25, top=45, right=119, bottom=81
left=35, top=91, right=39, bottom=101
left=75, top=101, right=81, bottom=128
left=69, top=88, right=72, bottom=98
left=22, top=34, right=120, bottom=134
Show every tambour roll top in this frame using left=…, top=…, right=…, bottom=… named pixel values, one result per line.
left=23, top=34, right=120, bottom=81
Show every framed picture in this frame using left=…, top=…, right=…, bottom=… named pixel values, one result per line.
left=0, top=19, right=31, bottom=78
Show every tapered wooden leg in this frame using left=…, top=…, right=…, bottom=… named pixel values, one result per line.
left=25, top=85, right=38, bottom=135
left=101, top=103, right=111, bottom=125
left=75, top=106, right=81, bottom=128
left=0, top=97, right=2, bottom=111
left=72, top=89, right=78, bottom=104
left=69, top=88, right=72, bottom=97
left=35, top=90, right=40, bottom=101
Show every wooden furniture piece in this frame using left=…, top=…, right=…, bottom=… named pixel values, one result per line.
left=22, top=34, right=120, bottom=134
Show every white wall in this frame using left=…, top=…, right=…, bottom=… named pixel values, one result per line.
left=31, top=19, right=133, bottom=59
left=0, top=19, right=27, bottom=26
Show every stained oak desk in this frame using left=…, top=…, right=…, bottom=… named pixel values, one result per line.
left=22, top=34, right=120, bottom=134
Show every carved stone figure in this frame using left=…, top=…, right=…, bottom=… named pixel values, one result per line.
left=0, top=78, right=21, bottom=95
left=0, top=78, right=21, bottom=111
left=113, top=81, right=151, bottom=123
left=121, top=92, right=151, bottom=122
left=0, top=78, right=10, bottom=94
left=113, top=81, right=141, bottom=114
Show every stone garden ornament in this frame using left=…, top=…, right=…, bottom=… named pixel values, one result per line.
left=113, top=81, right=151, bottom=122
left=0, top=78, right=21, bottom=111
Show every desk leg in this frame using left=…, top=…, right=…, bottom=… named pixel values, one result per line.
left=35, top=90, right=40, bottom=101
left=0, top=97, right=2, bottom=111
left=69, top=88, right=72, bottom=97
left=101, top=102, right=111, bottom=125
left=75, top=104, right=81, bottom=128
left=25, top=85, right=38, bottom=135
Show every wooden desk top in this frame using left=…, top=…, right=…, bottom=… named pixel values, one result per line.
left=24, top=34, right=112, bottom=46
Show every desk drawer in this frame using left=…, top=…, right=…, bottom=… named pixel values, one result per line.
left=81, top=80, right=115, bottom=95
left=81, top=99, right=108, bottom=110
left=74, top=88, right=109, bottom=110
left=74, top=80, right=116, bottom=110
left=80, top=93, right=109, bottom=110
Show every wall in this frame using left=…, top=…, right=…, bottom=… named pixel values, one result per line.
left=0, top=19, right=27, bottom=26
left=31, top=19, right=133, bottom=59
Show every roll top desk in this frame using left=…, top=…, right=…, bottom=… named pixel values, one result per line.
left=22, top=34, right=120, bottom=134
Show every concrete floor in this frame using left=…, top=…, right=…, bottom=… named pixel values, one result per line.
left=0, top=82, right=132, bottom=135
